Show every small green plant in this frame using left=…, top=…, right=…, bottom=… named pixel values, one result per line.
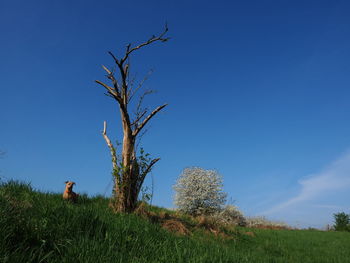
left=333, top=212, right=350, bottom=232
left=140, top=185, right=152, bottom=203
left=110, top=146, right=155, bottom=203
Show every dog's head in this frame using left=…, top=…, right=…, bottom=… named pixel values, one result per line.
left=64, top=181, right=76, bottom=191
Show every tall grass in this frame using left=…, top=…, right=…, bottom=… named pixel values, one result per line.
left=1, top=180, right=350, bottom=263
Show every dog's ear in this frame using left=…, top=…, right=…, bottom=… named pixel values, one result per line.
left=65, top=181, right=68, bottom=184
left=72, top=182, right=76, bottom=185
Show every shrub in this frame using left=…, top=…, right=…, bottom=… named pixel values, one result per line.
left=211, top=205, right=247, bottom=227
left=245, top=216, right=289, bottom=229
left=333, top=212, right=350, bottom=232
left=173, top=167, right=227, bottom=216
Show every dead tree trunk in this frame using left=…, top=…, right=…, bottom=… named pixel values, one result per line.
left=96, top=26, right=169, bottom=213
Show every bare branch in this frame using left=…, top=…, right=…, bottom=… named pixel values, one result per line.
left=102, top=121, right=120, bottom=184
left=102, top=121, right=113, bottom=149
left=121, top=25, right=169, bottom=64
left=95, top=80, right=114, bottom=93
left=102, top=65, right=112, bottom=75
left=124, top=64, right=129, bottom=76
left=132, top=89, right=155, bottom=130
left=136, top=90, right=154, bottom=116
left=108, top=51, right=120, bottom=66
left=133, top=104, right=167, bottom=136
left=104, top=92, right=115, bottom=99
left=101, top=65, right=120, bottom=92
left=136, top=158, right=160, bottom=197
left=131, top=109, right=148, bottom=127
left=128, top=69, right=154, bottom=103
left=126, top=43, right=131, bottom=53
left=112, top=61, right=128, bottom=105
left=107, top=25, right=168, bottom=109
left=95, top=80, right=121, bottom=102
left=107, top=51, right=127, bottom=100
left=128, top=72, right=138, bottom=88
left=144, top=158, right=160, bottom=178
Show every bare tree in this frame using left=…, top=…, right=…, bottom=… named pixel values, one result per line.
left=96, top=26, right=169, bottom=213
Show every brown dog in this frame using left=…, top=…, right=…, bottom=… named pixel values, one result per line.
left=63, top=181, right=78, bottom=203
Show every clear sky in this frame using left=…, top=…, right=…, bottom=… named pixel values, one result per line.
left=1, top=0, right=350, bottom=228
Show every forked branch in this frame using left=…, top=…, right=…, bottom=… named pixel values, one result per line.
left=102, top=65, right=120, bottom=92
left=133, top=104, right=167, bottom=136
left=95, top=80, right=121, bottom=102
left=131, top=109, right=148, bottom=127
left=128, top=69, right=154, bottom=103
left=121, top=24, right=169, bottom=64
left=136, top=157, right=160, bottom=197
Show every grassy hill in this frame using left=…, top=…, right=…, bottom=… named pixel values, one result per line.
left=1, top=180, right=350, bottom=263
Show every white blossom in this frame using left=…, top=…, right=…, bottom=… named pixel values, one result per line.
left=173, top=167, right=227, bottom=215
left=246, top=216, right=289, bottom=228
left=211, top=205, right=247, bottom=226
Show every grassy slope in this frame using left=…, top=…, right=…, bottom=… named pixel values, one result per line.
left=1, top=181, right=350, bottom=263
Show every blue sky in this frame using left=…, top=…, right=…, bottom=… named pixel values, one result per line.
left=1, top=0, right=350, bottom=228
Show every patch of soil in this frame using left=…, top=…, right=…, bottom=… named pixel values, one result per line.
left=196, top=215, right=218, bottom=230
left=162, top=219, right=190, bottom=235
left=158, top=211, right=171, bottom=220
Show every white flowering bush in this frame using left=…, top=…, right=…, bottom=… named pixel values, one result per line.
left=211, top=205, right=247, bottom=226
left=246, top=216, right=289, bottom=229
left=173, top=167, right=227, bottom=216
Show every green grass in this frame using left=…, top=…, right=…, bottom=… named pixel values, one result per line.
left=1, top=180, right=350, bottom=263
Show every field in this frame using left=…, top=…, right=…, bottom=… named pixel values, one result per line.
left=1, top=180, right=350, bottom=263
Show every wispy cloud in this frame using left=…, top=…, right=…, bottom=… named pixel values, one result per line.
left=312, top=204, right=344, bottom=210
left=263, top=152, right=350, bottom=215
